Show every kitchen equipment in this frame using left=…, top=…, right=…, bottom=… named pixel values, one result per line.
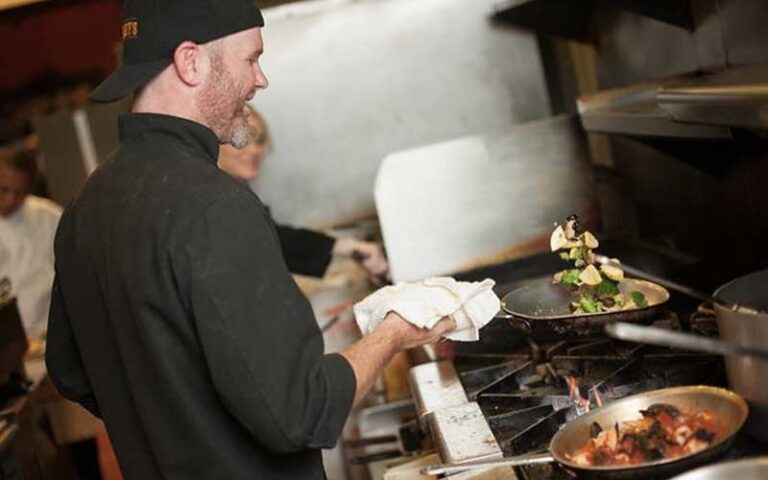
left=592, top=262, right=768, bottom=441
left=667, top=456, right=768, bottom=480
left=345, top=419, right=427, bottom=465
left=422, top=386, right=748, bottom=479
left=713, top=269, right=768, bottom=442
left=403, top=248, right=760, bottom=480
left=605, top=322, right=768, bottom=362
left=497, top=276, right=669, bottom=335
left=593, top=255, right=761, bottom=314
left=375, top=115, right=595, bottom=283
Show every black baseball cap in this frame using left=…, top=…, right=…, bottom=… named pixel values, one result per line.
left=90, top=0, right=264, bottom=103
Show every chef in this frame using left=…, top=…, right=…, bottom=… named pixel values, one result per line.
left=0, top=147, right=61, bottom=340
left=45, top=1, right=454, bottom=479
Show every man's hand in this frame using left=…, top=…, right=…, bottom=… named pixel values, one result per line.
left=377, top=312, right=456, bottom=350
left=333, top=237, right=389, bottom=282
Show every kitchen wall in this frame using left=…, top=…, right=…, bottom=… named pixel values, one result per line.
left=250, top=0, right=551, bottom=227
left=0, top=1, right=120, bottom=91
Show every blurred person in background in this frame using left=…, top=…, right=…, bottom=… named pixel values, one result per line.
left=0, top=136, right=103, bottom=480
left=218, top=105, right=388, bottom=280
left=0, top=146, right=61, bottom=341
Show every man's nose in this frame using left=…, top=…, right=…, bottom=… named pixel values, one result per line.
left=254, top=65, right=269, bottom=90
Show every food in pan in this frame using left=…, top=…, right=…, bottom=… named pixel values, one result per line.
left=550, top=215, right=647, bottom=314
left=567, top=403, right=720, bottom=466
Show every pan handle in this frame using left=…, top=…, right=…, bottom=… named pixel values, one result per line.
left=496, top=312, right=532, bottom=333
left=420, top=452, right=555, bottom=475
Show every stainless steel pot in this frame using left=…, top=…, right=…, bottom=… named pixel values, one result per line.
left=714, top=269, right=768, bottom=442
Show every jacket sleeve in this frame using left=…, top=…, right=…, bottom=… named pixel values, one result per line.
left=274, top=223, right=336, bottom=278
left=181, top=192, right=356, bottom=453
left=45, top=277, right=101, bottom=418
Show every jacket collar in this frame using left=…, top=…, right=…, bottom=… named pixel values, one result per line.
left=118, top=113, right=220, bottom=163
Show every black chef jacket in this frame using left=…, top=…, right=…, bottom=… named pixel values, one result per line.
left=274, top=220, right=335, bottom=277
left=45, top=113, right=356, bottom=480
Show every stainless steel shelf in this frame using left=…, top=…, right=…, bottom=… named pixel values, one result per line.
left=577, top=78, right=733, bottom=140
left=658, top=67, right=768, bottom=130
left=578, top=67, right=768, bottom=139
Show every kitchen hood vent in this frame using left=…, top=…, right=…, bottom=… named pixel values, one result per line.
left=578, top=67, right=768, bottom=140
left=491, top=0, right=693, bottom=41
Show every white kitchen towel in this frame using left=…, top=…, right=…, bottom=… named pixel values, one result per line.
left=353, top=277, right=500, bottom=342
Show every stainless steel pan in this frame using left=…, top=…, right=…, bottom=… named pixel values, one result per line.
left=422, top=386, right=748, bottom=479
left=497, top=276, right=670, bottom=336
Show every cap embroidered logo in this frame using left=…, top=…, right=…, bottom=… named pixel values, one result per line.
left=122, top=19, right=139, bottom=40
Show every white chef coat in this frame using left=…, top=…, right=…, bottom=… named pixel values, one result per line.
left=0, top=195, right=62, bottom=339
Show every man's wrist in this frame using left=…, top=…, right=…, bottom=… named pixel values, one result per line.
left=372, top=314, right=403, bottom=353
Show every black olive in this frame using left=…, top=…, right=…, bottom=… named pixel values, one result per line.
left=694, top=429, right=715, bottom=443
left=620, top=433, right=638, bottom=454
left=646, top=447, right=665, bottom=461
left=649, top=420, right=664, bottom=437
left=590, top=422, right=603, bottom=439
left=640, top=403, right=680, bottom=419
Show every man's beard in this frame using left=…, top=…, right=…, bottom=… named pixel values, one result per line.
left=199, top=52, right=252, bottom=149
left=229, top=116, right=251, bottom=149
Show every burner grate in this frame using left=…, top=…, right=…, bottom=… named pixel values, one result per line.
left=436, top=313, right=736, bottom=479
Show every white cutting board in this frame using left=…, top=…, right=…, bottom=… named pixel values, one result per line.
left=375, top=115, right=596, bottom=282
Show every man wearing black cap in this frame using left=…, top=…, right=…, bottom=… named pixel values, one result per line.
left=45, top=1, right=454, bottom=479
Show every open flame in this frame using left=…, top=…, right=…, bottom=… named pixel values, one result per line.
left=566, top=376, right=591, bottom=415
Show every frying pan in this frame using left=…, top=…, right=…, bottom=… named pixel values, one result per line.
left=496, top=276, right=670, bottom=335
left=421, top=385, right=748, bottom=479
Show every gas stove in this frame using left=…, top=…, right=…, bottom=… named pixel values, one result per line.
left=406, top=247, right=768, bottom=479
left=411, top=316, right=731, bottom=477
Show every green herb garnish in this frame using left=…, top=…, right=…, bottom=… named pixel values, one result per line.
left=579, top=296, right=602, bottom=313
left=561, top=269, right=581, bottom=285
left=630, top=291, right=648, bottom=308
left=598, top=279, right=620, bottom=297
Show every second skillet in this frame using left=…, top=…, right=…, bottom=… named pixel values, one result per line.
left=496, top=276, right=670, bottom=336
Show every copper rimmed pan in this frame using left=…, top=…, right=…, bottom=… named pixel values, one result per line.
left=495, top=276, right=670, bottom=336
left=422, top=385, right=748, bottom=479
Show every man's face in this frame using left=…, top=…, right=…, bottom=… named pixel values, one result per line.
left=199, top=28, right=269, bottom=148
left=0, top=164, right=32, bottom=217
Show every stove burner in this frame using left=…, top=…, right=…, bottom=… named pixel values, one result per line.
left=441, top=313, right=736, bottom=479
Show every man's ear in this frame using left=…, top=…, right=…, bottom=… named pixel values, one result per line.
left=173, top=41, right=208, bottom=87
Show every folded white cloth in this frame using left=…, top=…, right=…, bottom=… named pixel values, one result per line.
left=353, top=277, right=501, bottom=342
